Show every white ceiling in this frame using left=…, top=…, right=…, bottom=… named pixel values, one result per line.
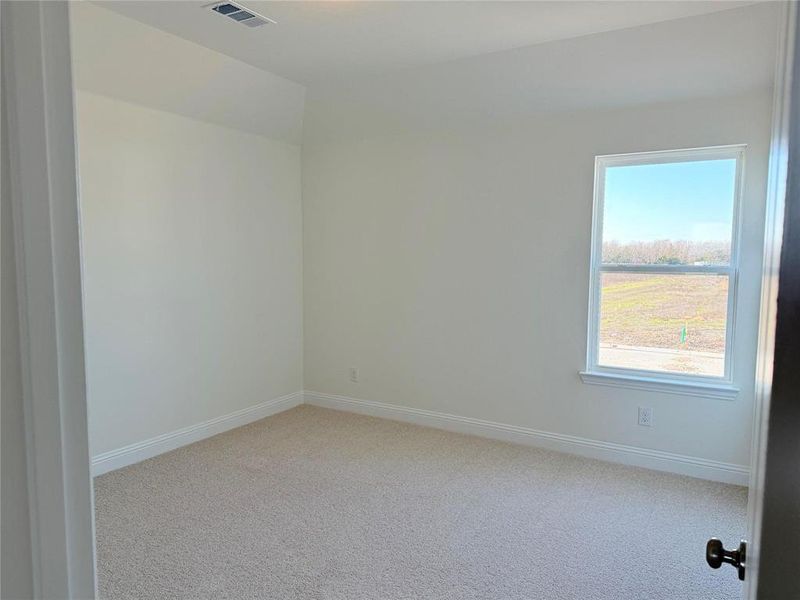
left=95, top=0, right=758, bottom=86
left=70, top=2, right=306, bottom=143
left=304, top=3, right=778, bottom=141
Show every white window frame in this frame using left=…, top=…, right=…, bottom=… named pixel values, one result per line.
left=580, top=145, right=745, bottom=400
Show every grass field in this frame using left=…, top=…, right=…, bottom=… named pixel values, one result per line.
left=599, top=273, right=729, bottom=354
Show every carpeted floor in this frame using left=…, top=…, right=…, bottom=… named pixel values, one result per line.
left=94, top=405, right=746, bottom=599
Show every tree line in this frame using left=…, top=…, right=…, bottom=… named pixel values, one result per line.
left=602, top=239, right=730, bottom=265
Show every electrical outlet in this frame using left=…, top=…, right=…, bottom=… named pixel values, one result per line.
left=638, top=406, right=653, bottom=427
left=349, top=367, right=359, bottom=383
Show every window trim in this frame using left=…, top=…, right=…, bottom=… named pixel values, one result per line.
left=582, top=145, right=746, bottom=399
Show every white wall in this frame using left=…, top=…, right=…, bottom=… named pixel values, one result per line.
left=301, top=4, right=778, bottom=473
left=76, top=92, right=304, bottom=456
left=302, top=83, right=773, bottom=469
left=71, top=2, right=776, bottom=475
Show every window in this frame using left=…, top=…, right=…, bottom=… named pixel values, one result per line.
left=581, top=146, right=744, bottom=399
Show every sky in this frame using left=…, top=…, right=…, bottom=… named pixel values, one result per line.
left=602, top=158, right=736, bottom=244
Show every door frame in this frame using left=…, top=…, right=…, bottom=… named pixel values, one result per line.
left=4, top=1, right=96, bottom=597
left=4, top=1, right=796, bottom=598
left=744, top=1, right=797, bottom=597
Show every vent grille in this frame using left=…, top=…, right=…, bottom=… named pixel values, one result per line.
left=208, top=2, right=275, bottom=28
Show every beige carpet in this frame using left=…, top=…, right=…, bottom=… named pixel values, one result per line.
left=94, top=405, right=746, bottom=599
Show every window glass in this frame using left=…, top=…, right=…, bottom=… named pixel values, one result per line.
left=602, top=159, right=737, bottom=265
left=588, top=149, right=741, bottom=381
left=598, top=272, right=728, bottom=377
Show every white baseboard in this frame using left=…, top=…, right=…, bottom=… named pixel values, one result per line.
left=92, top=388, right=749, bottom=485
left=91, top=391, right=303, bottom=476
left=304, top=391, right=750, bottom=486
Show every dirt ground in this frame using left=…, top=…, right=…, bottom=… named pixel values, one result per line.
left=599, top=272, right=728, bottom=354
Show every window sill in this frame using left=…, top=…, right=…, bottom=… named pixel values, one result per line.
left=579, top=370, right=739, bottom=400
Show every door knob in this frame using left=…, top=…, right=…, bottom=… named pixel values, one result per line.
left=706, top=538, right=746, bottom=581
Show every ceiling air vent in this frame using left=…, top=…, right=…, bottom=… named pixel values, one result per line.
left=208, top=2, right=275, bottom=28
